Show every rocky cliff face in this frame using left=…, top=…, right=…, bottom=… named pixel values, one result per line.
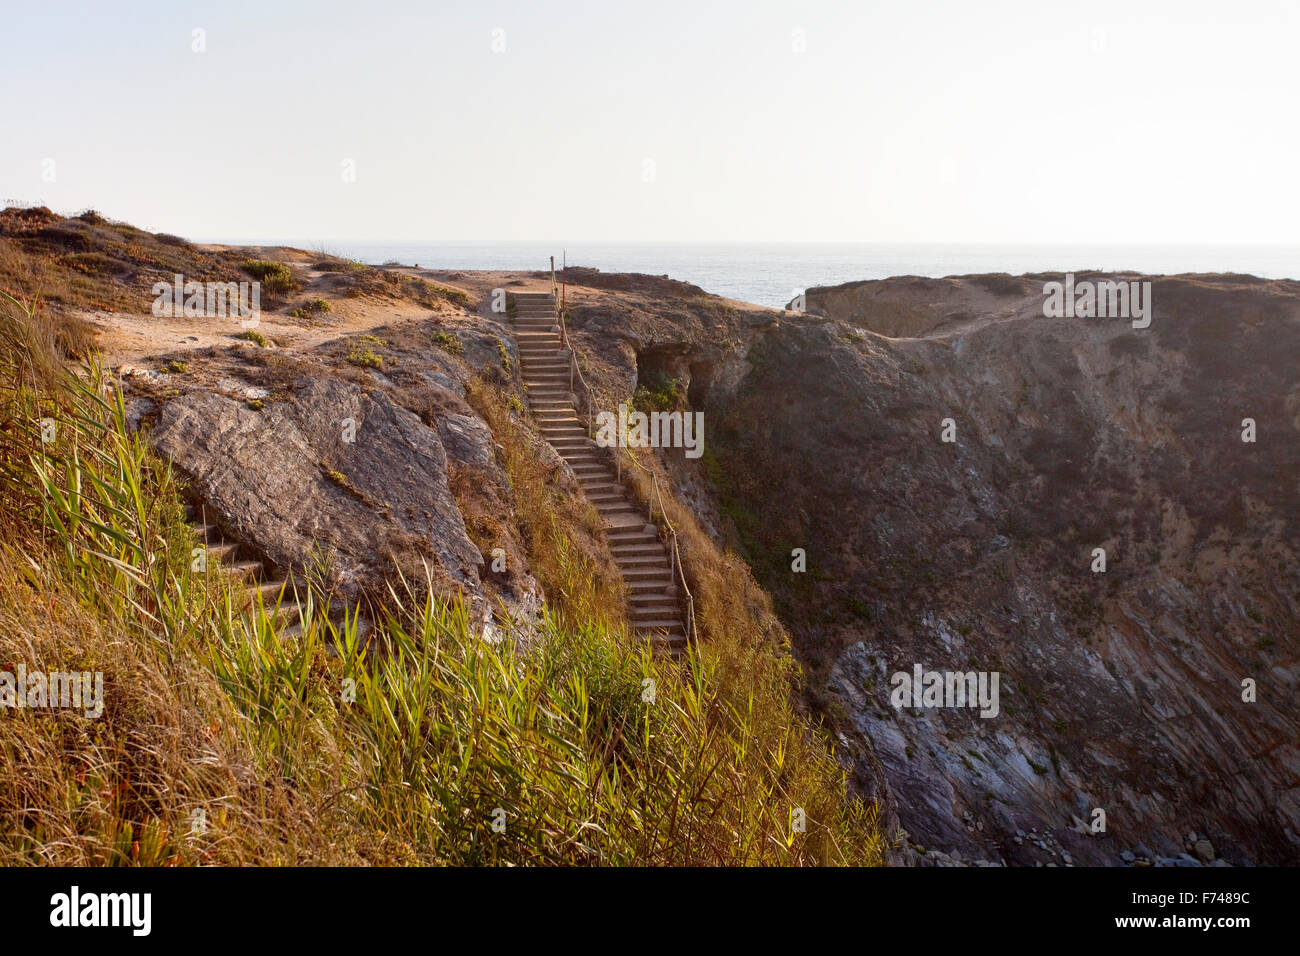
left=689, top=273, right=1300, bottom=866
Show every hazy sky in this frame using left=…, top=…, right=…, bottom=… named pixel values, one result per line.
left=2, top=0, right=1297, bottom=243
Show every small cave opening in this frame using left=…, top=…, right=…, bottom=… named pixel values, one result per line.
left=633, top=346, right=690, bottom=408
left=633, top=348, right=715, bottom=410
left=687, top=360, right=715, bottom=408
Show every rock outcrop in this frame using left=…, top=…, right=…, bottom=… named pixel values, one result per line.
left=152, top=377, right=484, bottom=604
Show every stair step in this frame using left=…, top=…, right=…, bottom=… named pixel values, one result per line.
left=608, top=525, right=657, bottom=540
left=611, top=542, right=665, bottom=556
left=621, top=566, right=672, bottom=579
left=245, top=579, right=291, bottom=602
left=224, top=559, right=262, bottom=581
left=205, top=541, right=240, bottom=562
left=649, top=636, right=688, bottom=654
left=627, top=583, right=673, bottom=596
left=632, top=618, right=684, bottom=630
left=610, top=533, right=663, bottom=545
left=614, top=554, right=670, bottom=567
left=632, top=603, right=680, bottom=617
left=630, top=591, right=678, bottom=605
left=627, top=580, right=674, bottom=593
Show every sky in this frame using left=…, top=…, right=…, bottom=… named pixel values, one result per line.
left=1, top=0, right=1298, bottom=244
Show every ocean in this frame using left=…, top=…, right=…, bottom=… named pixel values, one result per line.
left=218, top=240, right=1300, bottom=309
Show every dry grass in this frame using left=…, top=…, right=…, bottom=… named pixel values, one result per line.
left=0, top=207, right=252, bottom=315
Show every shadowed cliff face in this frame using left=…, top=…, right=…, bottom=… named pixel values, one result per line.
left=696, top=273, right=1300, bottom=865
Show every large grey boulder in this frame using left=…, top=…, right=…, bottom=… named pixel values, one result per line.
left=151, top=377, right=483, bottom=604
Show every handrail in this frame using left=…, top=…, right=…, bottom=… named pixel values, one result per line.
left=548, top=264, right=697, bottom=648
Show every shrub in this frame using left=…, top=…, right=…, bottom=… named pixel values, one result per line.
left=291, top=298, right=332, bottom=319
left=632, top=373, right=685, bottom=413
left=433, top=330, right=463, bottom=355
left=239, top=259, right=299, bottom=296
left=236, top=330, right=269, bottom=347
left=347, top=348, right=382, bottom=369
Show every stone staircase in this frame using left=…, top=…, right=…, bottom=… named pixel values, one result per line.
left=187, top=503, right=306, bottom=637
left=511, top=290, right=688, bottom=654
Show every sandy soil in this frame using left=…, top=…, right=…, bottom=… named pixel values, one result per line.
left=81, top=249, right=558, bottom=371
